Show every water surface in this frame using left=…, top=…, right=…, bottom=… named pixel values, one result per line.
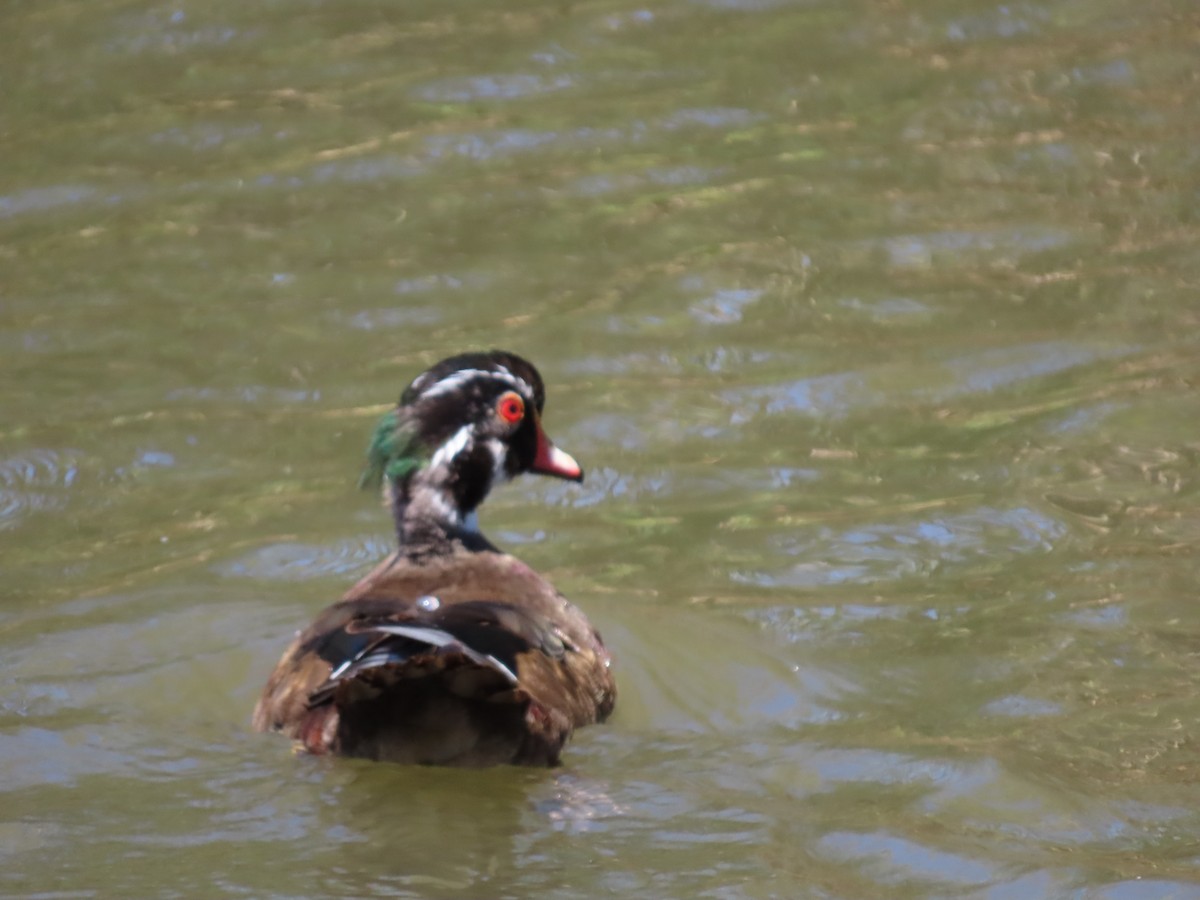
left=4, top=0, right=1200, bottom=896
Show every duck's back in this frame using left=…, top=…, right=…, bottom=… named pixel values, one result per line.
left=252, top=549, right=615, bottom=766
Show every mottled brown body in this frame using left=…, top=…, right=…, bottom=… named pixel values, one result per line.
left=252, top=546, right=615, bottom=766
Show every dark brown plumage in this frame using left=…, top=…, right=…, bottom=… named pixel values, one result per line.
left=252, top=351, right=615, bottom=766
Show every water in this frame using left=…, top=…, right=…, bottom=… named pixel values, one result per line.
left=4, top=0, right=1200, bottom=896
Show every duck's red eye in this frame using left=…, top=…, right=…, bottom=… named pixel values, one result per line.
left=497, top=392, right=525, bottom=424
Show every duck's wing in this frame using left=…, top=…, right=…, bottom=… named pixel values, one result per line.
left=252, top=592, right=612, bottom=766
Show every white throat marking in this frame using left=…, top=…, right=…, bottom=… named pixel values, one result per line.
left=428, top=425, right=472, bottom=471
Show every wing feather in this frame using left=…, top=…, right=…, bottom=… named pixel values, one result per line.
left=306, top=600, right=536, bottom=708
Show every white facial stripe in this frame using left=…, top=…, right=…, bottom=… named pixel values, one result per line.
left=428, top=424, right=472, bottom=471
left=419, top=367, right=532, bottom=401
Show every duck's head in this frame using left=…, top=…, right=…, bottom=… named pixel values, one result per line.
left=362, top=351, right=582, bottom=534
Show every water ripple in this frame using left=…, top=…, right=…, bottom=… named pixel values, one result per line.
left=413, top=73, right=576, bottom=103
left=0, top=449, right=82, bottom=530
left=849, top=225, right=1079, bottom=269
left=661, top=107, right=762, bottom=130
left=335, top=306, right=442, bottom=331
left=535, top=774, right=627, bottom=834
left=106, top=10, right=245, bottom=55
left=420, top=107, right=759, bottom=164
left=0, top=185, right=100, bottom=219
left=312, top=156, right=423, bottom=184
left=691, top=0, right=799, bottom=13
left=982, top=694, right=1063, bottom=718
left=725, top=371, right=868, bottom=419
left=533, top=466, right=672, bottom=509
left=735, top=505, right=1067, bottom=589
left=559, top=352, right=684, bottom=377
left=945, top=4, right=1048, bottom=42
left=164, top=386, right=321, bottom=405
left=148, top=122, right=265, bottom=151
left=836, top=296, right=932, bottom=320
left=933, top=340, right=1129, bottom=399
left=569, top=164, right=720, bottom=198
left=217, top=535, right=391, bottom=581
left=0, top=726, right=138, bottom=789
left=724, top=340, right=1134, bottom=419
left=817, top=831, right=996, bottom=887
left=689, top=288, right=764, bottom=325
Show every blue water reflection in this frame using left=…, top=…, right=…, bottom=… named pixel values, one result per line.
left=736, top=505, right=1066, bottom=588
left=218, top=536, right=392, bottom=581
left=725, top=339, right=1135, bottom=418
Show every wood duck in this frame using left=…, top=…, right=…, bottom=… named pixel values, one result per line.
left=252, top=351, right=615, bottom=766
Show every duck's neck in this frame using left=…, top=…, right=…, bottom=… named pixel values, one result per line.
left=388, top=476, right=496, bottom=556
